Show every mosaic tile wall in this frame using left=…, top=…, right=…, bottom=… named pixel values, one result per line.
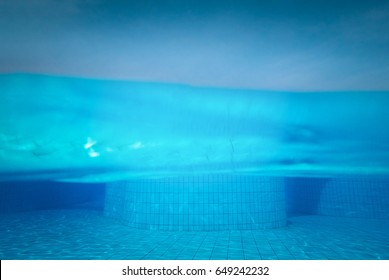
left=0, top=181, right=105, bottom=213
left=286, top=176, right=389, bottom=219
left=285, top=177, right=330, bottom=215
left=317, top=177, right=389, bottom=219
left=104, top=175, right=286, bottom=230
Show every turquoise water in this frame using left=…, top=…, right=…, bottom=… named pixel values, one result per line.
left=1, top=74, right=389, bottom=180
left=0, top=74, right=388, bottom=259
left=1, top=209, right=388, bottom=260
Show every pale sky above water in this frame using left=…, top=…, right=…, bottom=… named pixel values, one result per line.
left=1, top=0, right=389, bottom=91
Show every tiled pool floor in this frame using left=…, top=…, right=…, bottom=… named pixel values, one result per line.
left=0, top=209, right=388, bottom=260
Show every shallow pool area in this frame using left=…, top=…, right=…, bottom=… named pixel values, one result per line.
left=1, top=209, right=388, bottom=260
left=1, top=74, right=389, bottom=260
left=0, top=176, right=388, bottom=260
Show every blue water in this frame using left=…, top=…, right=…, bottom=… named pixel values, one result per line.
left=1, top=74, right=389, bottom=180
left=0, top=74, right=388, bottom=259
left=0, top=178, right=388, bottom=260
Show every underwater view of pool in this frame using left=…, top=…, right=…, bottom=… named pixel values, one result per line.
left=0, top=74, right=389, bottom=260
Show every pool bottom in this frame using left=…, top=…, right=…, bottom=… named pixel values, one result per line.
left=0, top=209, right=388, bottom=260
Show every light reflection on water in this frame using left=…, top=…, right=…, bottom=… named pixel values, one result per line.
left=1, top=74, right=389, bottom=182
